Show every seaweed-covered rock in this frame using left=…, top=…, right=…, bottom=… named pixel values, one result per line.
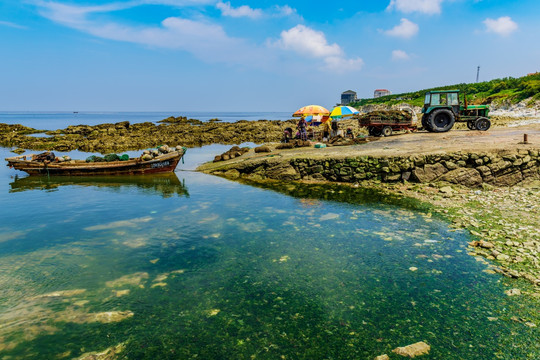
left=213, top=145, right=250, bottom=162
left=254, top=146, right=271, bottom=153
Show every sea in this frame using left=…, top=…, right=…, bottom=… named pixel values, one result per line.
left=0, top=112, right=538, bottom=359
left=0, top=111, right=294, bottom=130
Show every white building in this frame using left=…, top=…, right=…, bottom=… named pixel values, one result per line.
left=374, top=89, right=391, bottom=98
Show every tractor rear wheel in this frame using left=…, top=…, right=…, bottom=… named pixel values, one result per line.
left=428, top=109, right=455, bottom=133
left=475, top=117, right=491, bottom=131
left=467, top=120, right=475, bottom=130
left=382, top=126, right=393, bottom=137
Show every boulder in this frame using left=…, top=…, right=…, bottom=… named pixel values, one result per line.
left=266, top=162, right=300, bottom=181
left=412, top=163, right=448, bottom=183
left=440, top=168, right=483, bottom=187
left=492, top=169, right=523, bottom=186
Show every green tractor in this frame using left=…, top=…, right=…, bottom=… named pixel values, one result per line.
left=421, top=90, right=491, bottom=132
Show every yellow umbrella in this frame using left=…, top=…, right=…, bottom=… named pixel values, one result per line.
left=292, top=105, right=330, bottom=117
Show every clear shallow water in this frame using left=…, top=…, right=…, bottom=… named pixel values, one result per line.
left=1, top=146, right=539, bottom=359
left=0, top=111, right=293, bottom=130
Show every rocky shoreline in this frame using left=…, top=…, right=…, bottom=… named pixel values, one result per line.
left=0, top=113, right=536, bottom=154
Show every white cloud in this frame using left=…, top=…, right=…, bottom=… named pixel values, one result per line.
left=0, top=20, right=27, bottom=29
left=483, top=16, right=518, bottom=36
left=392, top=49, right=410, bottom=61
left=35, top=1, right=267, bottom=65
left=273, top=25, right=363, bottom=72
left=275, top=25, right=342, bottom=57
left=273, top=5, right=297, bottom=17
left=216, top=1, right=262, bottom=19
left=387, top=0, right=444, bottom=15
left=384, top=18, right=418, bottom=39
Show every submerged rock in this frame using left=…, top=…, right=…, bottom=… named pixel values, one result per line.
left=75, top=342, right=126, bottom=360
left=105, top=272, right=149, bottom=288
left=392, top=341, right=430, bottom=358
left=34, top=289, right=87, bottom=299
left=57, top=310, right=134, bottom=324
left=504, top=288, right=522, bottom=296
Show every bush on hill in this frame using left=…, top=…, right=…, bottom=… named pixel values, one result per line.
left=352, top=73, right=540, bottom=108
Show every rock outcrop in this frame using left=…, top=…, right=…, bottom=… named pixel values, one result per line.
left=0, top=118, right=365, bottom=154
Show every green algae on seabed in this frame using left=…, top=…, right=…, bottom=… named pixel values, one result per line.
left=0, top=169, right=539, bottom=359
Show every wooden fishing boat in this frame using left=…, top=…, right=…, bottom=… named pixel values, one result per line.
left=5, top=148, right=186, bottom=176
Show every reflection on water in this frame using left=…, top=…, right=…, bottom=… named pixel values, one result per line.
left=9, top=173, right=189, bottom=198
left=0, top=169, right=538, bottom=358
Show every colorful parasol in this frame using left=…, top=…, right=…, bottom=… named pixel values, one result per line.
left=329, top=105, right=359, bottom=119
left=293, top=105, right=330, bottom=117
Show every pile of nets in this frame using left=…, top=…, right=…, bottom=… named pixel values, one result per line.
left=86, top=154, right=129, bottom=163
left=140, top=145, right=184, bottom=161
left=32, top=152, right=56, bottom=162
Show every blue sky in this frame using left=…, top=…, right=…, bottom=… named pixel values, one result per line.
left=1, top=0, right=539, bottom=111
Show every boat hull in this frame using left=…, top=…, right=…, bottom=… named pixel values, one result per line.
left=6, top=150, right=185, bottom=176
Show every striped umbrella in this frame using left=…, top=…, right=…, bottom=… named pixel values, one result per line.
left=292, top=105, right=330, bottom=117
left=330, top=105, right=359, bottom=119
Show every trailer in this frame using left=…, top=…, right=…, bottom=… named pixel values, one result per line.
left=357, top=110, right=417, bottom=137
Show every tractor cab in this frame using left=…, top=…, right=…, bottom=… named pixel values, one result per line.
left=423, top=90, right=460, bottom=117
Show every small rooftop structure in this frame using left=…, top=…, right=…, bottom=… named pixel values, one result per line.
left=374, top=89, right=391, bottom=98
left=341, top=90, right=357, bottom=105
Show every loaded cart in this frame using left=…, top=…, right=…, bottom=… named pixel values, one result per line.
left=357, top=110, right=417, bottom=137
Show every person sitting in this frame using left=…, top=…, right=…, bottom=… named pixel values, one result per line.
left=345, top=128, right=354, bottom=139
left=282, top=127, right=293, bottom=143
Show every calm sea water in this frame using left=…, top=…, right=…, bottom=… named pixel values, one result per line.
left=1, top=139, right=538, bottom=358
left=0, top=111, right=293, bottom=130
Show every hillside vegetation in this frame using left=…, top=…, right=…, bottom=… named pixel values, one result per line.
left=352, top=73, right=540, bottom=108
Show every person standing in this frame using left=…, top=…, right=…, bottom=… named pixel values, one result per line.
left=322, top=120, right=331, bottom=141
left=297, top=117, right=308, bottom=141
left=331, top=120, right=339, bottom=137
